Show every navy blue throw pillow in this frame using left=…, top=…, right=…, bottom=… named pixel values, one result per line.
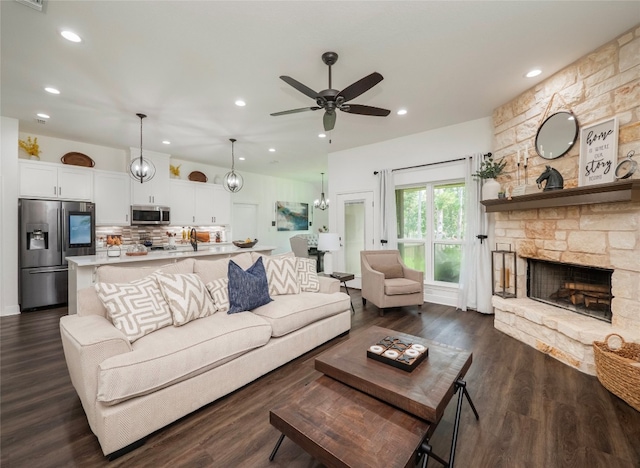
left=227, top=257, right=272, bottom=314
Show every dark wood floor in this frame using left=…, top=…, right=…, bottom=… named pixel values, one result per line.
left=2, top=289, right=639, bottom=468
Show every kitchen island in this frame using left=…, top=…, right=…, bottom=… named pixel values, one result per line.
left=66, top=244, right=275, bottom=314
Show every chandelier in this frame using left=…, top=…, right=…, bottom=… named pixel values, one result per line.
left=314, top=172, right=329, bottom=210
left=129, top=113, right=156, bottom=184
left=223, top=138, right=244, bottom=193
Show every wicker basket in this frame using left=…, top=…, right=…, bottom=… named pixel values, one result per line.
left=593, top=333, right=640, bottom=411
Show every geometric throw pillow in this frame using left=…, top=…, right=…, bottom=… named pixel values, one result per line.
left=206, top=277, right=230, bottom=314
left=227, top=257, right=272, bottom=314
left=263, top=256, right=300, bottom=296
left=296, top=257, right=320, bottom=292
left=374, top=264, right=404, bottom=279
left=155, top=272, right=217, bottom=326
left=95, top=276, right=173, bottom=342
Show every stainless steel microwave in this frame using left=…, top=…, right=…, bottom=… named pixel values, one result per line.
left=130, top=205, right=170, bottom=225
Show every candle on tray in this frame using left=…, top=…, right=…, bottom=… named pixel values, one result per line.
left=517, top=149, right=520, bottom=165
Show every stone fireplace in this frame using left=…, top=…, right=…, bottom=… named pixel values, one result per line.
left=486, top=192, right=640, bottom=375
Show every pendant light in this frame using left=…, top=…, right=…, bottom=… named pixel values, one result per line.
left=129, top=113, right=156, bottom=184
left=314, top=172, right=329, bottom=210
left=223, top=138, right=244, bottom=192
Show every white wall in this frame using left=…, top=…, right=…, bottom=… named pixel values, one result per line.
left=1, top=117, right=20, bottom=315
left=327, top=117, right=493, bottom=306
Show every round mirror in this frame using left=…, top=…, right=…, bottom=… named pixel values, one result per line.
left=535, top=111, right=578, bottom=160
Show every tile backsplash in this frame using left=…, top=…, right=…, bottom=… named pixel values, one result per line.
left=96, top=225, right=229, bottom=246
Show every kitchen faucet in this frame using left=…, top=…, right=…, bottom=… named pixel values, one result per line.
left=190, top=228, right=197, bottom=251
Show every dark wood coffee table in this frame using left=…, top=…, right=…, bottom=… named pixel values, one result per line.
left=269, top=326, right=478, bottom=468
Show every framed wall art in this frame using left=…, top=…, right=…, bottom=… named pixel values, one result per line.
left=578, top=116, right=618, bottom=186
left=275, top=201, right=309, bottom=231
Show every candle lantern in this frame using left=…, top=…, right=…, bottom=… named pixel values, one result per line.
left=492, top=244, right=517, bottom=298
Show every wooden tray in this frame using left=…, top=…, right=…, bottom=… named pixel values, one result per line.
left=188, top=171, right=208, bottom=182
left=61, top=152, right=95, bottom=167
left=125, top=251, right=148, bottom=256
left=366, top=335, right=429, bottom=372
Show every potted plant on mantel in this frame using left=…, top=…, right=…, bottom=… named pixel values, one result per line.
left=473, top=156, right=507, bottom=200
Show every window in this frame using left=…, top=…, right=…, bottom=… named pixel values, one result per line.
left=396, top=181, right=465, bottom=284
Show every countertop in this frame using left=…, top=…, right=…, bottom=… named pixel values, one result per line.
left=67, top=244, right=276, bottom=267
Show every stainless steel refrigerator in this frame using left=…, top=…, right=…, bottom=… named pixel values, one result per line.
left=19, top=199, right=95, bottom=311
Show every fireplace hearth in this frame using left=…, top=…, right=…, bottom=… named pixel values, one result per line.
left=528, top=259, right=613, bottom=323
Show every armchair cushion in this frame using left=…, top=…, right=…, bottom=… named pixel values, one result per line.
left=384, top=278, right=422, bottom=296
left=374, top=264, right=404, bottom=279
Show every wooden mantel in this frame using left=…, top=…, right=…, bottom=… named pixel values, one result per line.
left=481, top=180, right=640, bottom=212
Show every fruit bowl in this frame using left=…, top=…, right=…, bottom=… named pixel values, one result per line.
left=233, top=239, right=258, bottom=249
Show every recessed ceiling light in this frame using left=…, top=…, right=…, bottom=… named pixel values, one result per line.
left=318, top=133, right=326, bottom=138
left=36, top=113, right=50, bottom=119
left=162, top=140, right=171, bottom=145
left=268, top=148, right=276, bottom=152
left=525, top=69, right=542, bottom=78
left=397, top=109, right=407, bottom=115
left=61, top=30, right=82, bottom=43
left=44, top=87, right=60, bottom=94
left=235, top=100, right=246, bottom=107
left=238, top=157, right=245, bottom=161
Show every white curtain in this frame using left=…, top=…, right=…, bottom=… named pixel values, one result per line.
left=378, top=169, right=397, bottom=249
left=457, top=154, right=493, bottom=314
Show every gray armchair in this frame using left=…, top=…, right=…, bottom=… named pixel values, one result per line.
left=289, top=236, right=309, bottom=258
left=360, top=250, right=424, bottom=316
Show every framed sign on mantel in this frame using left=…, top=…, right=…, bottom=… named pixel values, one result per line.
left=579, top=116, right=618, bottom=187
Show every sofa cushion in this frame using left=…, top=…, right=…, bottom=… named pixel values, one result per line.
left=252, top=292, right=350, bottom=337
left=384, top=278, right=422, bottom=296
left=374, top=264, right=404, bottom=279
left=296, top=258, right=320, bottom=292
left=95, top=276, right=173, bottom=342
left=193, top=253, right=253, bottom=285
left=97, top=311, right=273, bottom=405
left=206, top=278, right=230, bottom=313
left=263, top=256, right=300, bottom=296
left=228, top=257, right=272, bottom=314
left=96, top=258, right=195, bottom=284
left=156, top=272, right=217, bottom=326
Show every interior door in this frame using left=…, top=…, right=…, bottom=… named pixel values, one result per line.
left=335, top=192, right=374, bottom=288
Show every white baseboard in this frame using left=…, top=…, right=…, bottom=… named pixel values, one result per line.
left=1, top=305, right=20, bottom=316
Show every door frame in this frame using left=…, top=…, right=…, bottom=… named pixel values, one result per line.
left=334, top=191, right=374, bottom=289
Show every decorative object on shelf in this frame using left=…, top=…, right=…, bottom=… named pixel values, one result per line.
left=188, top=171, right=208, bottom=182
left=318, top=232, right=340, bottom=275
left=473, top=153, right=506, bottom=200
left=18, top=136, right=41, bottom=160
left=615, top=150, right=637, bottom=180
left=579, top=116, right=618, bottom=187
left=223, top=138, right=243, bottom=192
left=314, top=172, right=329, bottom=210
left=481, top=178, right=501, bottom=200
left=61, top=152, right=95, bottom=167
left=170, top=164, right=181, bottom=178
left=129, top=113, right=156, bottom=184
left=233, top=239, right=258, bottom=248
left=491, top=244, right=517, bottom=299
left=536, top=165, right=564, bottom=191
left=535, top=111, right=579, bottom=160
left=276, top=201, right=309, bottom=231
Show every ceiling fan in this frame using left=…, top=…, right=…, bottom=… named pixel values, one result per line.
left=271, top=51, right=390, bottom=131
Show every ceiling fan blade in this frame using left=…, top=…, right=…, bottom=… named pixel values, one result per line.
left=341, top=104, right=390, bottom=117
left=271, top=107, right=320, bottom=116
left=280, top=76, right=319, bottom=100
left=337, top=72, right=383, bottom=102
left=323, top=111, right=336, bottom=131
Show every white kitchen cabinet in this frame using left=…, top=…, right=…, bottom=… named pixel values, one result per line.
left=93, top=170, right=131, bottom=225
left=19, top=160, right=93, bottom=201
left=212, top=184, right=231, bottom=225
left=169, top=180, right=224, bottom=226
left=129, top=149, right=170, bottom=205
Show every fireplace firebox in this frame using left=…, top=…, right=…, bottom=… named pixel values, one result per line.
left=527, top=259, right=613, bottom=323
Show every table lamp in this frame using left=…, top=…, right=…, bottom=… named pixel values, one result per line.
left=318, top=233, right=340, bottom=275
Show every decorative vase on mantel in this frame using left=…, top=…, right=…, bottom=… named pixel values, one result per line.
left=482, top=178, right=501, bottom=200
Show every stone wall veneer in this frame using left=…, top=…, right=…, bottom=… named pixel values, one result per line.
left=490, top=26, right=640, bottom=375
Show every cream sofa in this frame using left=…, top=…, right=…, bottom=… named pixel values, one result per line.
left=60, top=252, right=351, bottom=457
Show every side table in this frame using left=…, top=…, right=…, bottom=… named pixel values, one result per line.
left=321, top=272, right=355, bottom=313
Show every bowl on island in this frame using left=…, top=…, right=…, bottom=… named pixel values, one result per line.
left=233, top=239, right=258, bottom=249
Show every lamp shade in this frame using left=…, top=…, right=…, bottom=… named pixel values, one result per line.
left=317, top=233, right=340, bottom=252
